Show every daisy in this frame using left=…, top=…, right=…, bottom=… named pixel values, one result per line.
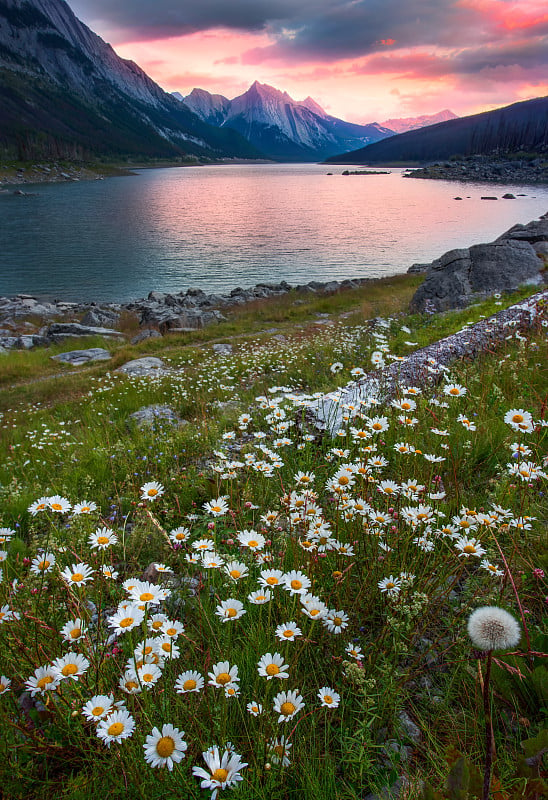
left=144, top=724, right=187, bottom=770
left=88, top=527, right=117, bottom=550
left=377, top=480, right=399, bottom=497
left=101, top=565, right=119, bottom=580
left=247, top=701, right=263, bottom=716
left=208, top=661, right=239, bottom=689
left=28, top=498, right=50, bottom=516
left=283, top=569, right=311, bottom=596
left=137, top=663, right=163, bottom=689
left=257, top=652, right=289, bottom=680
left=26, top=665, right=59, bottom=696
left=215, top=599, right=246, bottom=622
left=247, top=589, right=272, bottom=604
left=368, top=416, right=389, bottom=433
left=96, top=709, right=135, bottom=746
left=444, top=384, right=467, bottom=397
left=82, top=694, right=114, bottom=722
left=294, top=471, right=315, bottom=486
left=161, top=619, right=185, bottom=638
left=300, top=594, right=327, bottom=620
left=275, top=622, right=302, bottom=642
left=140, top=481, right=164, bottom=501
left=108, top=604, right=145, bottom=634
left=345, top=643, right=363, bottom=660
left=51, top=652, right=89, bottom=682
left=48, top=495, right=72, bottom=513
left=60, top=618, right=88, bottom=643
left=119, top=670, right=141, bottom=695
left=268, top=736, right=292, bottom=766
left=454, top=536, right=486, bottom=558
left=192, top=746, right=248, bottom=800
left=237, top=529, right=266, bottom=551
left=203, top=497, right=229, bottom=516
left=318, top=687, right=341, bottom=708
left=30, top=552, right=56, bottom=575
left=378, top=575, right=402, bottom=596
left=128, top=580, right=168, bottom=607
left=202, top=552, right=225, bottom=569
left=175, top=670, right=204, bottom=694
left=60, top=562, right=94, bottom=586
left=0, top=676, right=11, bottom=695
left=73, top=501, right=98, bottom=515
left=154, top=637, right=181, bottom=660
left=258, top=569, right=284, bottom=588
left=224, top=684, right=240, bottom=699
left=323, top=610, right=349, bottom=634
left=170, top=526, right=191, bottom=544
left=480, top=560, right=504, bottom=577
left=273, top=689, right=305, bottom=723
left=392, top=398, right=417, bottom=412
left=503, top=409, right=533, bottom=431
left=224, top=561, right=249, bottom=581
left=193, top=538, right=215, bottom=552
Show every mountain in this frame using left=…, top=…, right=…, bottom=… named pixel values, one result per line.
left=179, top=81, right=393, bottom=162
left=326, top=96, right=548, bottom=164
left=381, top=109, right=457, bottom=134
left=0, top=0, right=262, bottom=161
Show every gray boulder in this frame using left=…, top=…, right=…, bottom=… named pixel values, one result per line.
left=212, top=343, right=233, bottom=355
left=46, top=323, right=125, bottom=342
left=117, top=357, right=166, bottom=377
left=130, top=329, right=162, bottom=344
left=51, top=348, right=111, bottom=365
left=81, top=308, right=121, bottom=328
left=128, top=404, right=187, bottom=429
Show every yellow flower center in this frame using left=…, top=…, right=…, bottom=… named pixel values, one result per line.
left=309, top=608, right=320, bottom=616
left=61, top=664, right=78, bottom=677
left=140, top=592, right=154, bottom=602
left=92, top=705, right=105, bottom=717
left=70, top=628, right=81, bottom=639
left=38, top=560, right=50, bottom=570
left=280, top=701, right=296, bottom=716
left=161, top=642, right=172, bottom=652
left=463, top=545, right=476, bottom=553
left=97, top=536, right=109, bottom=545
left=247, top=540, right=258, bottom=548
left=152, top=621, right=163, bottom=630
left=266, top=577, right=278, bottom=585
left=216, top=672, right=232, bottom=686
left=266, top=664, right=280, bottom=676
left=125, top=680, right=138, bottom=691
left=183, top=679, right=197, bottom=691
left=37, top=675, right=54, bottom=689
left=107, top=722, right=124, bottom=737
left=274, top=745, right=285, bottom=757
left=142, top=672, right=154, bottom=683
left=156, top=736, right=175, bottom=758
left=211, top=506, right=222, bottom=513
left=301, top=541, right=312, bottom=549
left=226, top=608, right=237, bottom=618
left=230, top=570, right=241, bottom=579
left=290, top=579, right=302, bottom=590
left=119, top=617, right=134, bottom=628
left=512, top=414, right=524, bottom=423
left=323, top=695, right=333, bottom=704
left=386, top=582, right=395, bottom=590
left=147, top=489, right=158, bottom=497
left=333, top=617, right=342, bottom=626
left=283, top=630, right=294, bottom=638
left=449, top=388, right=460, bottom=395
left=332, top=571, right=342, bottom=579
left=71, top=573, right=84, bottom=582
left=81, top=506, right=90, bottom=512
left=212, top=768, right=229, bottom=783
left=165, top=627, right=177, bottom=636
left=372, top=423, right=382, bottom=430
left=338, top=476, right=349, bottom=485
left=401, top=402, right=411, bottom=410
left=51, top=503, right=63, bottom=511
left=175, top=533, right=185, bottom=540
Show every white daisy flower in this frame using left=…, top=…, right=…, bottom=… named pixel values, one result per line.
left=175, top=670, right=204, bottom=694
left=203, top=497, right=229, bottom=516
left=318, top=686, right=341, bottom=708
left=273, top=689, right=305, bottom=722
left=247, top=701, right=263, bottom=716
left=88, top=527, right=117, bottom=550
left=60, top=618, right=87, bottom=643
left=140, top=481, right=164, bottom=501
left=275, top=622, right=302, bottom=642
left=30, top=552, right=56, bottom=575
left=143, top=724, right=187, bottom=770
left=208, top=661, right=239, bottom=689
left=247, top=589, right=272, bottom=605
left=60, top=562, right=94, bottom=586
left=323, top=609, right=349, bottom=634
left=96, top=709, right=135, bottom=746
left=72, top=501, right=98, bottom=515
left=257, top=652, right=289, bottom=680
left=215, top=599, right=246, bottom=622
left=282, top=570, right=311, bottom=596
left=82, top=694, right=114, bottom=722
left=192, top=746, right=248, bottom=800
left=108, top=604, right=145, bottom=634
left=268, top=736, right=292, bottom=766
left=25, top=665, right=59, bottom=696
left=51, top=652, right=90, bottom=682
left=48, top=495, right=72, bottom=513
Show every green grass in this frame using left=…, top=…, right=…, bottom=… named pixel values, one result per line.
left=0, top=283, right=546, bottom=800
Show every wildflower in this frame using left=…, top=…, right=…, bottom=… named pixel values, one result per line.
left=128, top=580, right=168, bottom=607
left=273, top=689, right=305, bottom=722
left=330, top=362, right=343, bottom=373
left=467, top=606, right=520, bottom=651
left=247, top=701, right=263, bottom=716
left=0, top=676, right=11, bottom=695
left=377, top=480, right=399, bottom=497
left=457, top=414, right=477, bottom=431
left=51, top=652, right=90, bottom=682
left=60, top=618, right=87, bottom=643
left=208, top=661, right=239, bottom=689
left=162, top=619, right=185, bottom=639
left=224, top=684, right=240, bottom=698
left=170, top=526, right=191, bottom=544
left=283, top=569, right=311, bottom=596
left=215, top=599, right=246, bottom=622
left=82, top=694, right=114, bottom=722
left=323, top=609, right=349, bottom=634
left=108, top=604, right=145, bottom=634
left=155, top=637, right=180, bottom=660
left=140, top=481, right=164, bottom=501
left=137, top=663, right=163, bottom=689
left=175, top=670, right=204, bottom=694
left=144, top=724, right=187, bottom=770
left=60, top=562, right=94, bottom=587
left=275, top=622, right=302, bottom=642
left=257, top=652, right=289, bottom=680
left=294, top=471, right=315, bottom=486
left=202, top=552, right=225, bottom=569
left=96, top=709, right=135, bottom=746
left=224, top=561, right=249, bottom=581
left=73, top=501, right=98, bottom=515
left=378, top=575, right=402, bottom=596
left=88, top=527, right=117, bottom=550
left=237, top=529, right=265, bottom=550
left=48, top=495, right=72, bottom=513
left=503, top=409, right=533, bottom=432
left=192, top=746, right=248, bottom=800
left=25, top=665, right=59, bottom=696
left=203, top=497, right=229, bottom=516
left=30, top=552, right=56, bottom=575
left=392, top=398, right=417, bottom=412
left=268, top=736, right=292, bottom=766
left=345, top=643, right=363, bottom=660
left=480, top=560, right=504, bottom=577
left=119, top=670, right=141, bottom=694
left=259, top=569, right=284, bottom=588
left=368, top=416, right=389, bottom=433
left=454, top=536, right=486, bottom=558
left=247, top=588, right=272, bottom=605
left=193, top=538, right=215, bottom=552
left=444, top=384, right=467, bottom=397
left=101, top=565, right=119, bottom=579
left=28, top=498, right=50, bottom=516
left=318, top=687, right=341, bottom=708
left=301, top=594, right=328, bottom=620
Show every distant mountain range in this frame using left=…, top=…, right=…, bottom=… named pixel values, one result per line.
left=175, top=82, right=395, bottom=162
left=380, top=109, right=457, bottom=133
left=326, top=96, right=548, bottom=164
left=0, top=0, right=261, bottom=161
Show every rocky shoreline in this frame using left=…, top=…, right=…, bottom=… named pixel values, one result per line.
left=404, top=154, right=548, bottom=184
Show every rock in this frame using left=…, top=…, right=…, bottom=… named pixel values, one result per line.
left=46, top=323, right=125, bottom=342
left=502, top=193, right=516, bottom=199
left=363, top=776, right=411, bottom=800
left=212, top=343, right=233, bottom=355
left=117, top=357, right=166, bottom=377
left=130, top=329, right=162, bottom=344
left=128, top=404, right=186, bottom=429
left=397, top=710, right=421, bottom=743
left=81, top=308, right=121, bottom=327
left=51, top=348, right=111, bottom=365
left=410, top=217, right=546, bottom=312
left=407, top=263, right=430, bottom=274
left=454, top=196, right=462, bottom=200
left=481, top=196, right=498, bottom=200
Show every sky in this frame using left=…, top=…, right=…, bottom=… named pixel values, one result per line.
left=69, top=0, right=548, bottom=123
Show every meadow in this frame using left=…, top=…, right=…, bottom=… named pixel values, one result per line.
left=0, top=277, right=546, bottom=800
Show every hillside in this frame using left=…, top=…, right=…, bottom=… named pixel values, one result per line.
left=0, top=0, right=262, bottom=161
left=326, top=95, right=548, bottom=164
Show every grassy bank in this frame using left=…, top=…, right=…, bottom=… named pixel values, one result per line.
left=0, top=279, right=546, bottom=800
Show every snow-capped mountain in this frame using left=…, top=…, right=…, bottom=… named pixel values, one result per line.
left=381, top=109, right=458, bottom=134
left=178, top=81, right=393, bottom=161
left=0, top=0, right=261, bottom=160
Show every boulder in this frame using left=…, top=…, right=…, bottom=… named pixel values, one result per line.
left=46, top=323, right=125, bottom=342
left=80, top=308, right=121, bottom=328
left=212, top=343, right=233, bottom=355
left=117, top=357, right=166, bottom=377
left=51, top=348, right=111, bottom=365
left=130, top=329, right=162, bottom=344
left=128, top=404, right=187, bottom=429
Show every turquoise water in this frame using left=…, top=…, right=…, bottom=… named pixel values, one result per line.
left=1, top=163, right=546, bottom=302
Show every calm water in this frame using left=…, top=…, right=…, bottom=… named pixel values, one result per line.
left=1, top=163, right=547, bottom=302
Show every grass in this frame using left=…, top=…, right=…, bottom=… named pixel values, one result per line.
left=0, top=281, right=546, bottom=800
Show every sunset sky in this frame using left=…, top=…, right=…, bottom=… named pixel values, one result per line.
left=70, top=0, right=548, bottom=123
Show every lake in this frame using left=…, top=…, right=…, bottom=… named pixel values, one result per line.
left=1, top=163, right=547, bottom=302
